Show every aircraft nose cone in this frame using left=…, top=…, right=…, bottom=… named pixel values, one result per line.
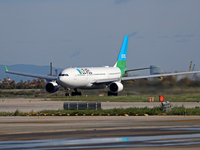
left=57, top=76, right=63, bottom=85
left=57, top=76, right=68, bottom=87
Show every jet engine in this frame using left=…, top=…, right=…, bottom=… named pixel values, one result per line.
left=45, top=81, right=59, bottom=93
left=109, top=82, right=123, bottom=93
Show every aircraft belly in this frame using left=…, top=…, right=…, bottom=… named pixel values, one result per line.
left=75, top=76, right=90, bottom=88
left=81, top=83, right=107, bottom=89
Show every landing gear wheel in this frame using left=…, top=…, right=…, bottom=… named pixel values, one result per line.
left=71, top=92, right=75, bottom=96
left=108, top=91, right=118, bottom=96
left=71, top=88, right=82, bottom=96
left=65, top=93, right=70, bottom=96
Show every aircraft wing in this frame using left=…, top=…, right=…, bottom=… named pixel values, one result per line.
left=95, top=70, right=200, bottom=84
left=121, top=70, right=200, bottom=81
left=4, top=66, right=57, bottom=80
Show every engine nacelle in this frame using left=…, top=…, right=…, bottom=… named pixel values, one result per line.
left=45, top=82, right=59, bottom=93
left=109, top=82, right=123, bottom=93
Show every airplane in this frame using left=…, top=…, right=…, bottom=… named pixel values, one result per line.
left=4, top=35, right=200, bottom=96
left=149, top=65, right=168, bottom=81
left=150, top=61, right=198, bottom=82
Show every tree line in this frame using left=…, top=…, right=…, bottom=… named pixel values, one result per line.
left=0, top=79, right=46, bottom=89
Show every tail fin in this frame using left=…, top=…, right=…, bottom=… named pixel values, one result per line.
left=114, top=35, right=129, bottom=68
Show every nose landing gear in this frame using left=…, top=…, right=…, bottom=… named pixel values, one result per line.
left=65, top=88, right=82, bottom=96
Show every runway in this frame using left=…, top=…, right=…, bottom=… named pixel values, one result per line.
left=1, top=116, right=200, bottom=149
left=1, top=98, right=200, bottom=149
left=1, top=128, right=200, bottom=150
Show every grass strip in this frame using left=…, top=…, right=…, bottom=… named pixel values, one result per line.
left=1, top=106, right=200, bottom=116
left=49, top=94, right=200, bottom=102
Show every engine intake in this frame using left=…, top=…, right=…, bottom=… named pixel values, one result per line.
left=109, top=82, right=123, bottom=93
left=45, top=82, right=59, bottom=93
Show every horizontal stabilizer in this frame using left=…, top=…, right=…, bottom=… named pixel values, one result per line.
left=126, top=67, right=155, bottom=73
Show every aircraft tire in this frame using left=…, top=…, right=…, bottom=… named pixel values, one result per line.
left=71, top=92, right=82, bottom=96
left=108, top=91, right=118, bottom=96
left=65, top=93, right=70, bottom=96
left=71, top=92, right=75, bottom=96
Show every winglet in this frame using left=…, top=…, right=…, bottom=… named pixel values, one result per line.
left=4, top=66, right=8, bottom=72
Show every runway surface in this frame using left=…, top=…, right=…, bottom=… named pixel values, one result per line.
left=1, top=116, right=200, bottom=149
left=1, top=98, right=200, bottom=112
left=1, top=128, right=200, bottom=150
left=1, top=98, right=200, bottom=149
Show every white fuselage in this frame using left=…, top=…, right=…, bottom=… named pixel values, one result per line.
left=57, top=67, right=121, bottom=89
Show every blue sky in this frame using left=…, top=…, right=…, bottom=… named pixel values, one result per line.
left=0, top=0, right=200, bottom=74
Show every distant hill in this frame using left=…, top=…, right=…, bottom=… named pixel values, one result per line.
left=0, top=64, right=63, bottom=83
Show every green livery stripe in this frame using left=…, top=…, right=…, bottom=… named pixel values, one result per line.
left=4, top=66, right=8, bottom=71
left=116, top=60, right=127, bottom=77
left=116, top=60, right=126, bottom=68
left=76, top=69, right=82, bottom=74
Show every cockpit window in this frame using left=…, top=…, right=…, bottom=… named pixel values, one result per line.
left=59, top=74, right=69, bottom=76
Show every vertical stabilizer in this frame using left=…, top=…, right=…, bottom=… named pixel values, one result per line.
left=114, top=35, right=129, bottom=77
left=114, top=35, right=129, bottom=68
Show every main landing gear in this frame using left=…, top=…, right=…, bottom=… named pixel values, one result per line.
left=107, top=91, right=118, bottom=96
left=71, top=88, right=82, bottom=96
